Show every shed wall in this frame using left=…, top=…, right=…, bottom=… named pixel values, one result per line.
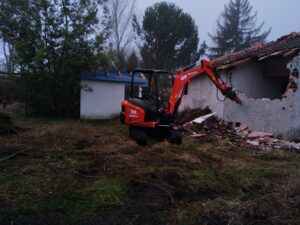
left=180, top=76, right=225, bottom=117
left=80, top=80, right=124, bottom=119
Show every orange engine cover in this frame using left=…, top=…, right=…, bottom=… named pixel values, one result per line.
left=120, top=100, right=158, bottom=128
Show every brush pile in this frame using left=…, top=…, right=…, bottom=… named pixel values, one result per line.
left=0, top=112, right=22, bottom=135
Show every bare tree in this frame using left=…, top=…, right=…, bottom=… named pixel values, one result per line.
left=107, top=0, right=137, bottom=71
left=1, top=38, right=15, bottom=73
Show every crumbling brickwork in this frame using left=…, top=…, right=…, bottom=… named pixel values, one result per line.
left=287, top=55, right=300, bottom=139
left=283, top=68, right=298, bottom=97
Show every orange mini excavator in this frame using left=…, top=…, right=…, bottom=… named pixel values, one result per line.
left=120, top=60, right=242, bottom=145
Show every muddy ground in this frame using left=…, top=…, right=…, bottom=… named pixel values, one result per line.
left=0, top=117, right=299, bottom=225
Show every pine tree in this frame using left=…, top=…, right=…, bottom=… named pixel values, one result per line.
left=135, top=2, right=204, bottom=70
left=209, top=0, right=271, bottom=58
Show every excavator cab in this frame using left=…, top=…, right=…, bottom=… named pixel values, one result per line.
left=121, top=69, right=180, bottom=145
left=127, top=69, right=174, bottom=122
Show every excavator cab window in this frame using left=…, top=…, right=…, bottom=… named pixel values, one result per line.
left=156, top=73, right=174, bottom=109
left=184, top=83, right=189, bottom=95
left=131, top=70, right=174, bottom=109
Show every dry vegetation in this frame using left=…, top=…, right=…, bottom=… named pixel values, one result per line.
left=0, top=117, right=299, bottom=225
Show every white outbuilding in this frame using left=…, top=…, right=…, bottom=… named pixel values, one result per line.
left=80, top=72, right=147, bottom=119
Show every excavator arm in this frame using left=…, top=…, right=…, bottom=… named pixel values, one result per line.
left=167, top=60, right=241, bottom=114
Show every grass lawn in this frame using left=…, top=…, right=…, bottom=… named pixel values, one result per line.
left=0, top=117, right=299, bottom=225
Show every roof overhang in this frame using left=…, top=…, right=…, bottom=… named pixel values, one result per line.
left=213, top=32, right=300, bottom=71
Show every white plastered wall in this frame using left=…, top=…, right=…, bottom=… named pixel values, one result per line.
left=180, top=75, right=225, bottom=117
left=80, top=80, right=125, bottom=119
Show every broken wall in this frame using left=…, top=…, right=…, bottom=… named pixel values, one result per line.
left=287, top=56, right=300, bottom=139
left=223, top=55, right=300, bottom=139
left=180, top=59, right=288, bottom=115
left=180, top=55, right=300, bottom=140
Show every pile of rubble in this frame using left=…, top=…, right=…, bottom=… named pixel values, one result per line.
left=177, top=108, right=300, bottom=151
left=235, top=124, right=300, bottom=150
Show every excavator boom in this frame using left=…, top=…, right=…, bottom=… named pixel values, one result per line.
left=167, top=60, right=241, bottom=114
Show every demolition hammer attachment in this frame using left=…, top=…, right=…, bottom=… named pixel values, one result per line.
left=223, top=87, right=242, bottom=104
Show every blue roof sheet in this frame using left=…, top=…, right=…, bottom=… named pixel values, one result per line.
left=81, top=72, right=148, bottom=84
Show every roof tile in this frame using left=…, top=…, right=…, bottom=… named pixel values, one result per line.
left=212, top=32, right=300, bottom=68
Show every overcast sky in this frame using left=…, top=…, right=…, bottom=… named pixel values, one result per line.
left=137, top=0, right=300, bottom=45
left=1, top=1, right=300, bottom=63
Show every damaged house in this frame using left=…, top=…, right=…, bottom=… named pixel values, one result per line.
left=181, top=32, right=300, bottom=140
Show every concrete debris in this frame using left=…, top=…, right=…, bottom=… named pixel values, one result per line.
left=247, top=140, right=260, bottom=146
left=178, top=108, right=300, bottom=151
left=190, top=112, right=216, bottom=125
left=248, top=131, right=274, bottom=139
left=181, top=125, right=206, bottom=138
left=182, top=127, right=198, bottom=135
left=190, top=133, right=206, bottom=138
left=237, top=124, right=248, bottom=132
left=236, top=124, right=300, bottom=150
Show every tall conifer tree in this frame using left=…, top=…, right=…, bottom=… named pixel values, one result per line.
left=209, top=0, right=271, bottom=58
